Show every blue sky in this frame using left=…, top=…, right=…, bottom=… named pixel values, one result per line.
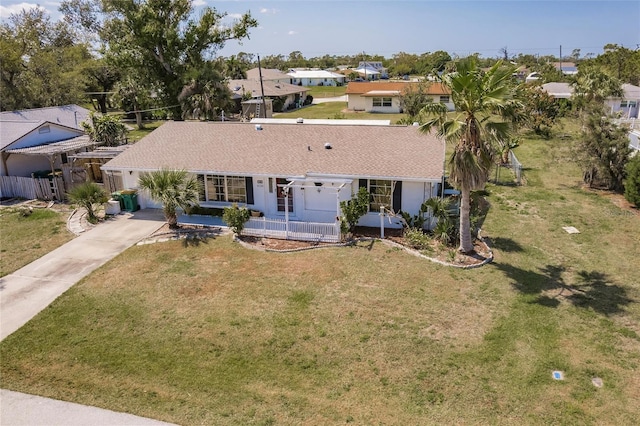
left=2, top=0, right=639, bottom=59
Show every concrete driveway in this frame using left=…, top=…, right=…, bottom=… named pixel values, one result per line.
left=0, top=209, right=175, bottom=425
left=1, top=208, right=165, bottom=341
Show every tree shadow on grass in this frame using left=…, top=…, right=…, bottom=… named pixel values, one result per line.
left=484, top=237, right=524, bottom=253
left=493, top=262, right=633, bottom=315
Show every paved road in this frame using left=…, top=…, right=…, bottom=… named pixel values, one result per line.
left=1, top=208, right=174, bottom=425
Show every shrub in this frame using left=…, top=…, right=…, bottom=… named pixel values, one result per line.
left=624, top=155, right=640, bottom=207
left=339, top=187, right=370, bottom=236
left=223, top=204, right=251, bottom=234
left=403, top=227, right=432, bottom=250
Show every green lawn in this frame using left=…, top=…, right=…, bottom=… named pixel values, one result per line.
left=1, top=123, right=639, bottom=425
left=275, top=102, right=408, bottom=124
left=305, top=85, right=346, bottom=99
left=0, top=206, right=73, bottom=277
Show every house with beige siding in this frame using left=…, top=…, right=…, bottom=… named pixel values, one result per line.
left=346, top=82, right=454, bottom=113
left=101, top=121, right=445, bottom=241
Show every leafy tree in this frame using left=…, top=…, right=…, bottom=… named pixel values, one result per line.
left=624, top=155, right=640, bottom=207
left=419, top=57, right=520, bottom=253
left=339, top=187, right=370, bottom=236
left=138, top=169, right=201, bottom=229
left=82, top=112, right=127, bottom=146
left=399, top=82, right=433, bottom=119
left=222, top=204, right=251, bottom=234
left=113, top=75, right=155, bottom=129
left=576, top=107, right=631, bottom=191
left=0, top=8, right=92, bottom=110
left=85, top=59, right=120, bottom=114
left=519, top=83, right=561, bottom=137
left=67, top=182, right=108, bottom=224
left=584, top=44, right=640, bottom=85
left=63, top=0, right=258, bottom=118
left=571, top=68, right=623, bottom=110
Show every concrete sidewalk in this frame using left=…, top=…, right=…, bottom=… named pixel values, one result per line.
left=1, top=389, right=176, bottom=425
left=1, top=209, right=174, bottom=425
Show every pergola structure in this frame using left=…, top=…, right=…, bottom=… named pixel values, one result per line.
left=279, top=176, right=352, bottom=238
left=4, top=135, right=98, bottom=176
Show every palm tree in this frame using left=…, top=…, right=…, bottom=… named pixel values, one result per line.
left=419, top=57, right=519, bottom=253
left=138, top=169, right=201, bottom=229
left=67, top=182, right=108, bottom=224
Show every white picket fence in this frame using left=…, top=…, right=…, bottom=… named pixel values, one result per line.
left=0, top=176, right=65, bottom=200
left=241, top=217, right=341, bottom=243
left=509, top=150, right=523, bottom=185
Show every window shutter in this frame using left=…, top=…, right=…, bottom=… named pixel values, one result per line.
left=245, top=177, right=254, bottom=205
left=392, top=181, right=402, bottom=212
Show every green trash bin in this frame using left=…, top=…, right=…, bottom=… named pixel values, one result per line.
left=120, top=190, right=139, bottom=212
left=111, top=191, right=124, bottom=210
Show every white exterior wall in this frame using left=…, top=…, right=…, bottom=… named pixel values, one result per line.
left=8, top=126, right=82, bottom=150
left=607, top=99, right=639, bottom=119
left=368, top=96, right=402, bottom=114
left=118, top=170, right=440, bottom=230
left=348, top=95, right=367, bottom=111
left=3, top=154, right=51, bottom=177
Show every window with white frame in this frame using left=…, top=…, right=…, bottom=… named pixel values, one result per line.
left=372, top=97, right=392, bottom=107
left=440, top=95, right=450, bottom=103
left=369, top=179, right=393, bottom=212
left=200, top=174, right=248, bottom=203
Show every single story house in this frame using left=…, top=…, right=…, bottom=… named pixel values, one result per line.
left=245, top=68, right=291, bottom=84
left=101, top=121, right=445, bottom=241
left=227, top=79, right=309, bottom=113
left=287, top=69, right=345, bottom=87
left=541, top=82, right=640, bottom=118
left=0, top=105, right=96, bottom=200
left=346, top=82, right=454, bottom=113
left=352, top=61, right=389, bottom=80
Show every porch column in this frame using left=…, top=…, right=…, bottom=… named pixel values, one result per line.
left=284, top=188, right=289, bottom=239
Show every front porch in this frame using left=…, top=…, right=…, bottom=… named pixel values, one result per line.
left=177, top=213, right=341, bottom=243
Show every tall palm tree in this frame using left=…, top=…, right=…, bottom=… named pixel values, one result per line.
left=138, top=169, right=201, bottom=229
left=419, top=57, right=519, bottom=253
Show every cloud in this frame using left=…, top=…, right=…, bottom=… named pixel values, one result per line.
left=260, top=8, right=277, bottom=15
left=0, top=2, right=45, bottom=19
left=288, top=30, right=298, bottom=36
left=227, top=13, right=243, bottom=20
left=192, top=0, right=206, bottom=6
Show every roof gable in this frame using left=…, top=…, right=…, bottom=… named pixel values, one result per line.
left=1, top=121, right=84, bottom=151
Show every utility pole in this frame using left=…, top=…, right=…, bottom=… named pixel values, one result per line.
left=257, top=54, right=267, bottom=118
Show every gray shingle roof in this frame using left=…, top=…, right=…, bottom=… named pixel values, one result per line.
left=103, top=121, right=444, bottom=181
left=0, top=105, right=90, bottom=129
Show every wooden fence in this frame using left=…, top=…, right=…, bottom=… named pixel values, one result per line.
left=0, top=175, right=65, bottom=201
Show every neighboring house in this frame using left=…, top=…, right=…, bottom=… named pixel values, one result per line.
left=353, top=61, right=389, bottom=80
left=288, top=69, right=345, bottom=86
left=553, top=62, right=579, bottom=75
left=0, top=105, right=97, bottom=200
left=227, top=79, right=309, bottom=113
left=606, top=84, right=640, bottom=119
left=345, top=82, right=453, bottom=113
left=541, top=82, right=640, bottom=118
left=540, top=82, right=573, bottom=99
left=245, top=68, right=291, bottom=84
left=101, top=121, right=445, bottom=241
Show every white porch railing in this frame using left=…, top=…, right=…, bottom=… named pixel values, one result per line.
left=241, top=217, right=341, bottom=243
